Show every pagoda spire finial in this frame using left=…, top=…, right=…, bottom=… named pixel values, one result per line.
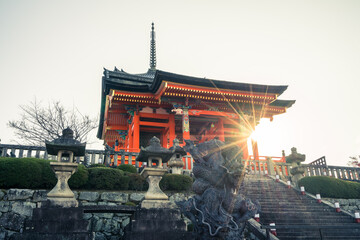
left=150, top=22, right=156, bottom=70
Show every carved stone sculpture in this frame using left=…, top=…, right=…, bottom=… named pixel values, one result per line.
left=178, top=139, right=260, bottom=239
left=286, top=147, right=306, bottom=186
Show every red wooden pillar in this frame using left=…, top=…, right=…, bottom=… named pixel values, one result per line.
left=182, top=107, right=190, bottom=141
left=242, top=139, right=249, bottom=160
left=133, top=112, right=140, bottom=151
left=169, top=114, right=176, bottom=147
left=128, top=127, right=133, bottom=150
left=161, top=130, right=167, bottom=148
left=251, top=139, right=259, bottom=160
left=217, top=118, right=225, bottom=142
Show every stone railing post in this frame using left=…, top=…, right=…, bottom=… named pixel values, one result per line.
left=27, top=150, right=32, bottom=158
left=121, top=151, right=125, bottom=165
left=267, top=157, right=275, bottom=176
left=114, top=153, right=118, bottom=166
left=2, top=147, right=7, bottom=157
left=18, top=149, right=24, bottom=158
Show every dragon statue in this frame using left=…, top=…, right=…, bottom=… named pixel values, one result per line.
left=178, top=139, right=260, bottom=240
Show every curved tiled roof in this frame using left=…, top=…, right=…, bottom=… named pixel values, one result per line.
left=97, top=68, right=295, bottom=138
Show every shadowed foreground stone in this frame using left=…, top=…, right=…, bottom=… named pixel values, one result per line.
left=124, top=208, right=194, bottom=240
left=10, top=207, right=92, bottom=240
left=0, top=212, right=25, bottom=231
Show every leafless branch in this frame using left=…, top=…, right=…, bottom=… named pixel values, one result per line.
left=8, top=99, right=98, bottom=146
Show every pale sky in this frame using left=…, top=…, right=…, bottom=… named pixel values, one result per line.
left=1, top=0, right=359, bottom=166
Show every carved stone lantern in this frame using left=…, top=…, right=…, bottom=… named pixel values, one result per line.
left=168, top=139, right=186, bottom=174
left=136, top=136, right=174, bottom=209
left=45, top=127, right=86, bottom=207
left=286, top=147, right=306, bottom=187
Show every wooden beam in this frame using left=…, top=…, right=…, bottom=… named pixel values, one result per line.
left=139, top=121, right=169, bottom=128
left=139, top=112, right=170, bottom=119
left=188, top=109, right=239, bottom=119
left=106, top=125, right=128, bottom=130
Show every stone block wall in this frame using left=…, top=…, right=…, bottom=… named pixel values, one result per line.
left=0, top=189, right=193, bottom=240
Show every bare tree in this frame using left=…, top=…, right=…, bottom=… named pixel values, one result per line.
left=348, top=156, right=360, bottom=168
left=8, top=99, right=98, bottom=145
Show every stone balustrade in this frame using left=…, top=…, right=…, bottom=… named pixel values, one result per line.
left=242, top=158, right=360, bottom=182
left=303, top=164, right=360, bottom=181
left=0, top=144, right=194, bottom=171
left=242, top=158, right=291, bottom=177
left=3, top=144, right=360, bottom=180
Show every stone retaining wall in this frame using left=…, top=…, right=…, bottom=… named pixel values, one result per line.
left=323, top=198, right=360, bottom=214
left=0, top=189, right=193, bottom=240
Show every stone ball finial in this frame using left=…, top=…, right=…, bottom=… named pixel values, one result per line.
left=62, top=127, right=74, bottom=139
left=150, top=136, right=160, bottom=145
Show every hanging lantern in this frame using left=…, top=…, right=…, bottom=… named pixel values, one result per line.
left=287, top=181, right=291, bottom=189
left=275, top=175, right=280, bottom=182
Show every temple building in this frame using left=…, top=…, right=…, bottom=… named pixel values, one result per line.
left=97, top=23, right=295, bottom=166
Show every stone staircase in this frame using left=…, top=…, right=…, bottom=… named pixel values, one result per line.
left=242, top=174, right=360, bottom=240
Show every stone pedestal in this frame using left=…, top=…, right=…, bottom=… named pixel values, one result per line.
left=140, top=167, right=175, bottom=209
left=47, top=162, right=78, bottom=207
left=290, top=166, right=305, bottom=187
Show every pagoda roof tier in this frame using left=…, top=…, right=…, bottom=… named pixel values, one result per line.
left=102, top=68, right=289, bottom=96
left=269, top=99, right=296, bottom=108
left=152, top=70, right=288, bottom=95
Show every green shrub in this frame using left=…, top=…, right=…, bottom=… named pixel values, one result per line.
left=160, top=174, right=193, bottom=191
left=0, top=157, right=56, bottom=189
left=298, top=176, right=360, bottom=199
left=85, top=167, right=129, bottom=190
left=127, top=173, right=148, bottom=191
left=89, top=163, right=106, bottom=168
left=69, top=164, right=89, bottom=189
left=117, top=164, right=137, bottom=173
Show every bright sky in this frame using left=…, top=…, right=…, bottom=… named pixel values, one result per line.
left=1, top=0, right=359, bottom=166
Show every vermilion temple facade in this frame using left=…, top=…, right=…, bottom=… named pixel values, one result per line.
left=97, top=24, right=295, bottom=166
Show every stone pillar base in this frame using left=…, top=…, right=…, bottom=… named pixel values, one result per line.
left=141, top=200, right=176, bottom=209
left=46, top=197, right=78, bottom=208
left=47, top=162, right=78, bottom=207
left=140, top=168, right=168, bottom=201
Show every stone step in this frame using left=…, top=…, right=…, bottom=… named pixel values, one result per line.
left=259, top=208, right=344, bottom=213
left=276, top=231, right=360, bottom=240
left=256, top=202, right=329, bottom=207
left=277, top=235, right=360, bottom=240
left=260, top=219, right=355, bottom=225
left=242, top=174, right=359, bottom=239
left=276, top=227, right=360, bottom=235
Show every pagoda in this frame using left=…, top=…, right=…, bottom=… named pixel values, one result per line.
left=97, top=23, right=295, bottom=166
